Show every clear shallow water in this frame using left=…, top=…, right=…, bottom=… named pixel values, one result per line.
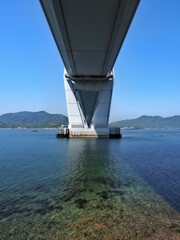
left=0, top=129, right=180, bottom=239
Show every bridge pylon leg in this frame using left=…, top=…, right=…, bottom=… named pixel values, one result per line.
left=64, top=70, right=114, bottom=137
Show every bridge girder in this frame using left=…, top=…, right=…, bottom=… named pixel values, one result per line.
left=40, top=0, right=140, bottom=77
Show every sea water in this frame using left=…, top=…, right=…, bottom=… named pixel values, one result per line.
left=0, top=129, right=180, bottom=239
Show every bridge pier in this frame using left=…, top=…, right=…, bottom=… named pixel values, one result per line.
left=40, top=0, right=140, bottom=138
left=64, top=71, right=115, bottom=137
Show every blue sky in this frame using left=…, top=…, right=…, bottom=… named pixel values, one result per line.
left=0, top=1, right=180, bottom=121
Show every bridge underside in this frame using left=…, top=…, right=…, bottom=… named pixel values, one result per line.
left=40, top=0, right=140, bottom=137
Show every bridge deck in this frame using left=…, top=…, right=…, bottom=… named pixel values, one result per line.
left=40, top=0, right=140, bottom=77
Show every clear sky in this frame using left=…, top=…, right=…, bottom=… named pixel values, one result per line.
left=0, top=1, right=180, bottom=121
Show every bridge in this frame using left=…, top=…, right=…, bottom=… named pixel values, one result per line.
left=40, top=0, right=140, bottom=137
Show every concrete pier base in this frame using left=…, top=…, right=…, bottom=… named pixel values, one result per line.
left=56, top=126, right=122, bottom=138
left=69, top=128, right=109, bottom=138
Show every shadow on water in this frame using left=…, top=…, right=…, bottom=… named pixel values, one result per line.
left=62, top=136, right=180, bottom=212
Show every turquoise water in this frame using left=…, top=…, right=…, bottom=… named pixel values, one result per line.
left=0, top=129, right=180, bottom=239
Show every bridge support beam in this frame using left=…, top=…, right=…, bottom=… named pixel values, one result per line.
left=64, top=71, right=114, bottom=137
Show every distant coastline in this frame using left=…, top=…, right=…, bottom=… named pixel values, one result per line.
left=110, top=115, right=180, bottom=130
left=0, top=111, right=180, bottom=129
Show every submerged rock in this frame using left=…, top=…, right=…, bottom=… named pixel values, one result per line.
left=74, top=198, right=87, bottom=208
left=98, top=191, right=109, bottom=200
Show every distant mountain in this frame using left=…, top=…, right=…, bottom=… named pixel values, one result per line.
left=111, top=115, right=180, bottom=129
left=1, top=112, right=180, bottom=129
left=0, top=111, right=68, bottom=128
left=0, top=121, right=8, bottom=128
